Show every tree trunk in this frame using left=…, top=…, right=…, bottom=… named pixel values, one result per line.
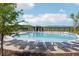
left=1, top=33, right=4, bottom=56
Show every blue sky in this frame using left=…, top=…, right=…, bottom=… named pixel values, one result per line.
left=17, top=3, right=79, bottom=26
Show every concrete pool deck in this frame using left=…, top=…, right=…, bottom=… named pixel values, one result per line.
left=1, top=40, right=79, bottom=54
left=2, top=42, right=79, bottom=53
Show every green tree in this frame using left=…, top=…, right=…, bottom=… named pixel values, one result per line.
left=70, top=12, right=79, bottom=33
left=0, top=3, right=23, bottom=56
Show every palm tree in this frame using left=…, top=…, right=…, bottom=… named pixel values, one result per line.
left=70, top=12, right=79, bottom=33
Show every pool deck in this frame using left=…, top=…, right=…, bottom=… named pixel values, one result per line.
left=2, top=43, right=79, bottom=53
left=1, top=40, right=79, bottom=54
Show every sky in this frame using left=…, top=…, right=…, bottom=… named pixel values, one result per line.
left=17, top=3, right=79, bottom=26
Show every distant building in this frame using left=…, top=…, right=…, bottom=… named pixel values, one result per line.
left=19, top=25, right=74, bottom=32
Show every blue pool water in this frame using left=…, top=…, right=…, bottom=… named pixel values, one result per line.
left=14, top=32, right=77, bottom=42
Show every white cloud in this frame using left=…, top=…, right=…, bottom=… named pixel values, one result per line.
left=59, top=8, right=65, bottom=13
left=74, top=3, right=79, bottom=6
left=21, top=13, right=74, bottom=26
left=17, top=3, right=35, bottom=9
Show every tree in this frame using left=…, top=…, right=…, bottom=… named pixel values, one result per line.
left=70, top=12, right=79, bottom=33
left=0, top=3, right=23, bottom=56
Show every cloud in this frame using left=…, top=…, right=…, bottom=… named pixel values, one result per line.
left=74, top=3, right=79, bottom=6
left=17, top=3, right=35, bottom=9
left=20, top=13, right=74, bottom=26
left=59, top=8, right=65, bottom=13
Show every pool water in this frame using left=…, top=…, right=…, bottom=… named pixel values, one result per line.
left=14, top=32, right=77, bottom=42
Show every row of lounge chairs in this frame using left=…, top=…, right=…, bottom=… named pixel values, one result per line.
left=5, top=39, right=79, bottom=53
left=7, top=40, right=56, bottom=52
left=29, top=41, right=56, bottom=51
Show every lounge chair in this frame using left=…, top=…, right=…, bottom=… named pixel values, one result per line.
left=7, top=40, right=24, bottom=47
left=36, top=42, right=47, bottom=52
left=71, top=41, right=79, bottom=44
left=45, top=42, right=56, bottom=51
left=56, top=42, right=71, bottom=52
left=62, top=42, right=79, bottom=47
left=19, top=41, right=27, bottom=50
left=62, top=42, right=79, bottom=51
left=10, top=40, right=23, bottom=45
left=28, top=41, right=36, bottom=50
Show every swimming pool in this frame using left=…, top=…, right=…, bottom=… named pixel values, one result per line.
left=13, top=32, right=78, bottom=42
